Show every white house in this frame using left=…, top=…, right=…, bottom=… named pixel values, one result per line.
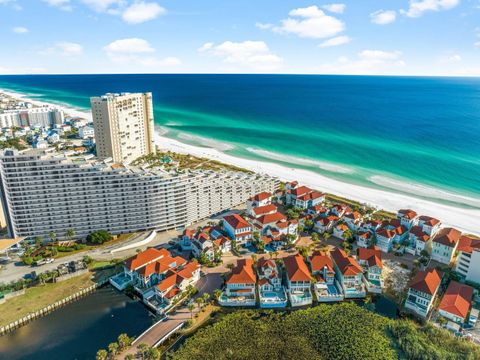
left=438, top=281, right=473, bottom=325
left=397, top=209, right=417, bottom=229
left=404, top=268, right=441, bottom=318
left=314, top=215, right=338, bottom=233
left=431, top=227, right=461, bottom=265
left=416, top=215, right=441, bottom=236
left=409, top=225, right=431, bottom=256
left=246, top=191, right=272, bottom=212
left=248, top=203, right=277, bottom=218
left=455, top=236, right=480, bottom=283
left=257, top=258, right=287, bottom=308
left=309, top=251, right=343, bottom=302
left=220, top=259, right=256, bottom=307
left=191, top=232, right=214, bottom=261
left=333, top=223, right=349, bottom=239
left=331, top=248, right=366, bottom=299
left=357, top=246, right=383, bottom=293
left=284, top=254, right=312, bottom=307
left=356, top=231, right=372, bottom=248
left=286, top=185, right=324, bottom=209
left=78, top=125, right=95, bottom=139
left=223, top=214, right=252, bottom=245
left=344, top=211, right=362, bottom=231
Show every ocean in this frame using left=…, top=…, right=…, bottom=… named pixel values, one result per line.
left=0, top=74, right=479, bottom=212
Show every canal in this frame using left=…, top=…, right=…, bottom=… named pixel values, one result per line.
left=0, top=286, right=154, bottom=360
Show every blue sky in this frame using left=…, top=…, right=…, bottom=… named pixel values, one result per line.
left=0, top=0, right=479, bottom=75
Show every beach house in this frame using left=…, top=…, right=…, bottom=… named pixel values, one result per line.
left=248, top=203, right=277, bottom=218
left=179, top=228, right=195, bottom=250
left=284, top=254, right=313, bottom=306
left=191, top=232, right=215, bottom=262
left=356, top=231, right=372, bottom=248
left=416, top=215, right=441, bottom=236
left=257, top=258, right=287, bottom=308
left=356, top=246, right=383, bottom=293
left=455, top=236, right=480, bottom=283
left=404, top=268, right=441, bottom=318
left=286, top=185, right=324, bottom=209
left=246, top=191, right=272, bottom=212
left=333, top=223, right=350, bottom=239
left=219, top=259, right=256, bottom=307
left=223, top=214, right=253, bottom=245
left=397, top=209, right=417, bottom=229
left=331, top=248, right=366, bottom=298
left=431, top=227, right=462, bottom=265
left=438, top=281, right=474, bottom=325
left=344, top=211, right=362, bottom=231
left=409, top=225, right=431, bottom=256
left=309, top=251, right=343, bottom=302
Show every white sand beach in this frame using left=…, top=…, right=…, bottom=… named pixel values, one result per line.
left=2, top=88, right=479, bottom=235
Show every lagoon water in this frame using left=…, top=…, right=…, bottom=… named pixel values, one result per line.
left=0, top=74, right=479, bottom=210
left=0, top=286, right=153, bottom=360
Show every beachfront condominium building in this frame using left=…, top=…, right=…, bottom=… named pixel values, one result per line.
left=91, top=92, right=156, bottom=164
left=0, top=149, right=276, bottom=240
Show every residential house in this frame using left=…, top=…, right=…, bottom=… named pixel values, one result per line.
left=455, top=236, right=480, bottom=283
left=179, top=228, right=195, bottom=250
left=246, top=191, right=272, bottom=211
left=409, top=225, right=431, bottom=256
left=416, top=215, right=441, bottom=236
left=404, top=268, right=441, bottom=318
left=286, top=185, right=324, bottom=209
left=357, top=246, right=383, bottom=293
left=223, top=214, right=253, bottom=245
left=359, top=219, right=382, bottom=234
left=330, top=204, right=350, bottom=218
left=248, top=203, right=277, bottom=218
left=431, top=227, right=461, bottom=265
left=375, top=228, right=396, bottom=253
left=331, top=248, right=366, bottom=298
left=356, top=231, right=372, bottom=248
left=397, top=209, right=417, bottom=229
left=191, top=232, right=215, bottom=262
left=284, top=254, right=313, bottom=306
left=252, top=212, right=288, bottom=234
left=309, top=251, right=343, bottom=302
left=257, top=258, right=287, bottom=308
left=333, top=223, right=350, bottom=239
left=213, top=235, right=231, bottom=253
left=314, top=215, right=338, bottom=233
left=438, top=281, right=474, bottom=325
left=220, top=259, right=256, bottom=307
left=344, top=211, right=362, bottom=232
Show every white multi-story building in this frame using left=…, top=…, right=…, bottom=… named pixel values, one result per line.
left=0, top=107, right=64, bottom=128
left=455, top=236, right=480, bottom=283
left=0, top=149, right=276, bottom=240
left=78, top=126, right=95, bottom=139
left=91, top=92, right=156, bottom=164
left=431, top=227, right=461, bottom=265
left=404, top=268, right=441, bottom=318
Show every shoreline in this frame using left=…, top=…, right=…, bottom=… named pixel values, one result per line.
left=2, top=87, right=479, bottom=235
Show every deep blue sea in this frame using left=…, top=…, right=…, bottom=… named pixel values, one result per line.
left=0, top=74, right=479, bottom=210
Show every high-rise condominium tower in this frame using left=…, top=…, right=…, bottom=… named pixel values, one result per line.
left=90, top=92, right=156, bottom=164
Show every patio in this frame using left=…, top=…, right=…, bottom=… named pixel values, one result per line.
left=259, top=288, right=288, bottom=308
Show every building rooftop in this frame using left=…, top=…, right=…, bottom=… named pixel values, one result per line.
left=439, top=281, right=473, bottom=320
left=408, top=268, right=441, bottom=295
left=284, top=254, right=311, bottom=282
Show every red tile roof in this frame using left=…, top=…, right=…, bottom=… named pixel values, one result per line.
left=125, top=248, right=169, bottom=271
left=223, top=214, right=251, bottom=230
left=418, top=215, right=440, bottom=226
left=357, top=246, right=382, bottom=269
left=457, top=236, right=480, bottom=254
left=226, top=259, right=256, bottom=284
left=182, top=228, right=195, bottom=239
left=250, top=191, right=272, bottom=202
left=410, top=225, right=430, bottom=242
left=439, top=281, right=473, bottom=320
left=398, top=209, right=417, bottom=220
left=284, top=254, right=312, bottom=282
left=331, top=248, right=363, bottom=276
left=309, top=251, right=334, bottom=273
left=433, top=227, right=462, bottom=248
left=257, top=212, right=287, bottom=225
left=252, top=204, right=277, bottom=216
left=297, top=191, right=323, bottom=202
left=291, top=186, right=311, bottom=197
left=408, top=268, right=441, bottom=295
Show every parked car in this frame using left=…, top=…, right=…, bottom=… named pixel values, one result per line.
left=44, top=258, right=55, bottom=264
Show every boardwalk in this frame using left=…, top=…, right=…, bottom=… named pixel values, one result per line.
left=120, top=272, right=222, bottom=359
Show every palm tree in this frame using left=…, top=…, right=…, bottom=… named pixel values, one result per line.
left=323, top=232, right=331, bottom=241
left=66, top=228, right=75, bottom=241
left=195, top=297, right=204, bottom=310
left=213, top=289, right=222, bottom=302
left=108, top=342, right=119, bottom=357
left=95, top=349, right=108, bottom=360
left=251, top=254, right=257, bottom=264
left=48, top=231, right=57, bottom=243
left=117, top=333, right=132, bottom=351
left=137, top=343, right=149, bottom=359
left=146, top=347, right=160, bottom=360
left=188, top=303, right=195, bottom=318
left=202, top=293, right=210, bottom=304
left=125, top=355, right=135, bottom=360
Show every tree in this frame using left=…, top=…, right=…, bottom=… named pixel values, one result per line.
left=108, top=342, right=119, bottom=357
left=137, top=343, right=149, bottom=359
left=323, top=232, right=331, bottom=241
left=38, top=272, right=48, bottom=285
left=66, top=228, right=75, bottom=241
left=343, top=229, right=354, bottom=243
left=188, top=303, right=195, bottom=318
left=202, top=293, right=210, bottom=304
left=298, top=246, right=309, bottom=259
left=48, top=231, right=57, bottom=243
left=146, top=347, right=160, bottom=360
left=256, top=240, right=265, bottom=253
left=125, top=355, right=135, bottom=360
left=213, top=289, right=222, bottom=302
left=312, top=232, right=319, bottom=242
left=195, top=297, right=204, bottom=309
left=304, top=219, right=314, bottom=231
left=251, top=254, right=257, bottom=264
left=34, top=236, right=43, bottom=247
left=117, top=333, right=132, bottom=351
left=253, top=231, right=260, bottom=242
left=87, top=230, right=113, bottom=245
left=96, top=349, right=108, bottom=360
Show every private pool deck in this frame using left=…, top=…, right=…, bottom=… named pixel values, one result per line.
left=289, top=290, right=313, bottom=307
left=259, top=288, right=288, bottom=308
left=109, top=273, right=132, bottom=291
left=219, top=292, right=256, bottom=307
left=314, top=282, right=344, bottom=302
left=343, top=284, right=367, bottom=299
left=365, top=279, right=383, bottom=294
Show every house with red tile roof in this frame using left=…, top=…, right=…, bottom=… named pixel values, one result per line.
left=220, top=259, right=257, bottom=307
left=283, top=254, right=313, bottom=306
left=397, top=209, right=418, bottom=229
left=248, top=203, right=277, bottom=218
left=246, top=191, right=272, bottom=211
left=416, top=215, right=441, bottom=236
left=191, top=231, right=215, bottom=262
left=333, top=223, right=350, bottom=239
left=309, top=251, right=343, bottom=302
left=286, top=184, right=324, bottom=209
left=179, top=228, right=196, bottom=250
left=356, top=231, right=372, bottom=248
left=154, top=261, right=201, bottom=306
left=431, top=227, right=462, bottom=265
left=257, top=258, right=287, bottom=308
left=314, top=214, right=338, bottom=233
left=223, top=214, right=252, bottom=245
left=408, top=225, right=431, bottom=256
left=357, top=246, right=383, bottom=293
left=344, top=211, right=363, bottom=231
left=405, top=268, right=441, bottom=318
left=455, top=236, right=480, bottom=282
left=331, top=247, right=366, bottom=298
left=438, top=281, right=474, bottom=324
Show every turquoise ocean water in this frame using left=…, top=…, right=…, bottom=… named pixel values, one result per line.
left=0, top=74, right=479, bottom=210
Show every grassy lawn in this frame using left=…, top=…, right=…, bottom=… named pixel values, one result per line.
left=0, top=272, right=94, bottom=328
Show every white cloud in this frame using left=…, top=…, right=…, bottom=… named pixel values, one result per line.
left=198, top=40, right=284, bottom=71
left=401, top=0, right=460, bottom=18
left=261, top=5, right=345, bottom=39
left=318, top=35, right=351, bottom=48
left=255, top=22, right=274, bottom=30
left=439, top=53, right=462, bottom=63
left=318, top=49, right=405, bottom=75
left=122, top=2, right=166, bottom=24
left=42, top=0, right=72, bottom=11
left=80, top=0, right=122, bottom=13
left=322, top=3, right=346, bottom=14
left=104, top=38, right=155, bottom=53
left=370, top=10, right=396, bottom=25
left=12, top=26, right=28, bottom=34
left=40, top=42, right=83, bottom=57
